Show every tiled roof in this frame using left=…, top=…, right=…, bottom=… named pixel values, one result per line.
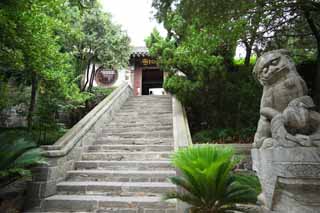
left=131, top=46, right=149, bottom=57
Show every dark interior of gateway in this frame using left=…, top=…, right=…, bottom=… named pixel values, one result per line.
left=142, top=69, right=163, bottom=95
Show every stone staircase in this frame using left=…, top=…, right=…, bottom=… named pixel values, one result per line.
left=42, top=95, right=177, bottom=212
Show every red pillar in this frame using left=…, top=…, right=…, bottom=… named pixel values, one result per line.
left=133, top=67, right=142, bottom=96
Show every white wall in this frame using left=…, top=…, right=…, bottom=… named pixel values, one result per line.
left=84, top=64, right=132, bottom=88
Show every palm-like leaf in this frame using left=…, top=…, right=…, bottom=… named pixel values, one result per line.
left=166, top=144, right=260, bottom=213
left=0, top=138, right=46, bottom=187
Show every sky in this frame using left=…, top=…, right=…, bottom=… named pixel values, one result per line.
left=100, top=0, right=166, bottom=47
left=99, top=0, right=244, bottom=57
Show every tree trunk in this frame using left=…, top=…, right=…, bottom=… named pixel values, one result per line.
left=244, top=45, right=252, bottom=66
left=81, top=57, right=92, bottom=91
left=27, top=72, right=38, bottom=129
left=303, top=8, right=320, bottom=109
left=243, top=38, right=256, bottom=66
left=87, top=63, right=96, bottom=92
left=313, top=46, right=320, bottom=110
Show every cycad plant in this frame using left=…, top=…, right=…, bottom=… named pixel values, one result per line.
left=165, top=144, right=260, bottom=213
left=0, top=138, right=46, bottom=188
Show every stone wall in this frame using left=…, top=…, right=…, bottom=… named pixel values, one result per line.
left=0, top=104, right=27, bottom=128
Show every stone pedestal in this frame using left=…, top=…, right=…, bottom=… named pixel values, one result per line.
left=252, top=147, right=320, bottom=213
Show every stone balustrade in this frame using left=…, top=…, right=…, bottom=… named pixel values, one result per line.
left=172, top=96, right=193, bottom=213
left=26, top=83, right=133, bottom=210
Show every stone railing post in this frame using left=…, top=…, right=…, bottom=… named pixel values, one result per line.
left=172, top=96, right=193, bottom=213
left=25, top=83, right=133, bottom=211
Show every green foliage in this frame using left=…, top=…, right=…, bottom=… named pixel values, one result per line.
left=146, top=4, right=262, bottom=134
left=192, top=128, right=256, bottom=144
left=233, top=57, right=257, bottom=66
left=162, top=64, right=261, bottom=133
left=0, top=80, right=9, bottom=111
left=89, top=87, right=114, bottom=101
left=81, top=7, right=131, bottom=69
left=0, top=127, right=66, bottom=147
left=0, top=0, right=129, bottom=132
left=166, top=144, right=261, bottom=212
left=152, top=0, right=320, bottom=61
left=0, top=137, right=46, bottom=187
left=82, top=87, right=115, bottom=110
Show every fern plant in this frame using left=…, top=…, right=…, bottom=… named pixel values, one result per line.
left=0, top=138, right=46, bottom=188
left=165, top=144, right=260, bottom=213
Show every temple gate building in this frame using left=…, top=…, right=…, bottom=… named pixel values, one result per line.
left=91, top=46, right=165, bottom=96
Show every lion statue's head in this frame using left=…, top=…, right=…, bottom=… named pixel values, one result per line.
left=253, top=49, right=298, bottom=86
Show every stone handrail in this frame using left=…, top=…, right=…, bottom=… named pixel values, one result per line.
left=41, top=83, right=132, bottom=157
left=172, top=95, right=193, bottom=213
left=26, top=82, right=133, bottom=210
left=172, top=96, right=192, bottom=150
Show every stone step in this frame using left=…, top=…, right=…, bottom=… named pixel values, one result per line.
left=94, top=138, right=173, bottom=145
left=120, top=103, right=171, bottom=106
left=128, top=95, right=171, bottom=99
left=115, top=111, right=172, bottom=115
left=74, top=160, right=172, bottom=171
left=112, top=116, right=172, bottom=121
left=127, top=99, right=171, bottom=102
left=123, top=100, right=172, bottom=104
left=82, top=152, right=172, bottom=161
left=43, top=195, right=176, bottom=212
left=108, top=121, right=173, bottom=127
left=120, top=104, right=172, bottom=108
left=116, top=111, right=172, bottom=116
left=105, top=123, right=173, bottom=129
left=102, top=126, right=173, bottom=133
left=99, top=131, right=173, bottom=139
left=86, top=145, right=173, bottom=152
left=126, top=98, right=171, bottom=102
left=125, top=99, right=171, bottom=103
left=67, top=170, right=176, bottom=182
left=109, top=118, right=173, bottom=124
left=56, top=181, right=176, bottom=196
left=116, top=111, right=173, bottom=116
left=118, top=108, right=172, bottom=113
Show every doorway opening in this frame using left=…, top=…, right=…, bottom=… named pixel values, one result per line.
left=142, top=69, right=163, bottom=95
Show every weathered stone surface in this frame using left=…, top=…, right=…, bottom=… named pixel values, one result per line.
left=25, top=84, right=134, bottom=210
left=66, top=170, right=175, bottom=182
left=82, top=151, right=172, bottom=161
left=252, top=147, right=320, bottom=213
left=74, top=160, right=172, bottom=171
left=252, top=49, right=308, bottom=149
left=26, top=93, right=178, bottom=212
left=0, top=103, right=28, bottom=128
left=87, top=145, right=173, bottom=152
left=57, top=181, right=175, bottom=196
left=252, top=50, right=320, bottom=213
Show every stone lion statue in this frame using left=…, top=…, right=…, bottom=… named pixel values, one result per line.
left=271, top=96, right=320, bottom=147
left=252, top=49, right=308, bottom=148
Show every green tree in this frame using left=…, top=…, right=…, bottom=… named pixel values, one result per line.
left=146, top=12, right=260, bottom=133
left=0, top=0, right=83, bottom=128
left=152, top=0, right=320, bottom=105
left=0, top=0, right=130, bottom=132
left=71, top=3, right=131, bottom=92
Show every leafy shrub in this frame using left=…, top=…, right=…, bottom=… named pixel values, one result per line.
left=87, top=87, right=115, bottom=106
left=65, top=87, right=115, bottom=128
left=233, top=57, right=257, bottom=65
left=192, top=127, right=256, bottom=144
left=164, top=65, right=261, bottom=134
left=165, top=144, right=260, bottom=213
left=0, top=127, right=66, bottom=146
left=0, top=138, right=46, bottom=188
